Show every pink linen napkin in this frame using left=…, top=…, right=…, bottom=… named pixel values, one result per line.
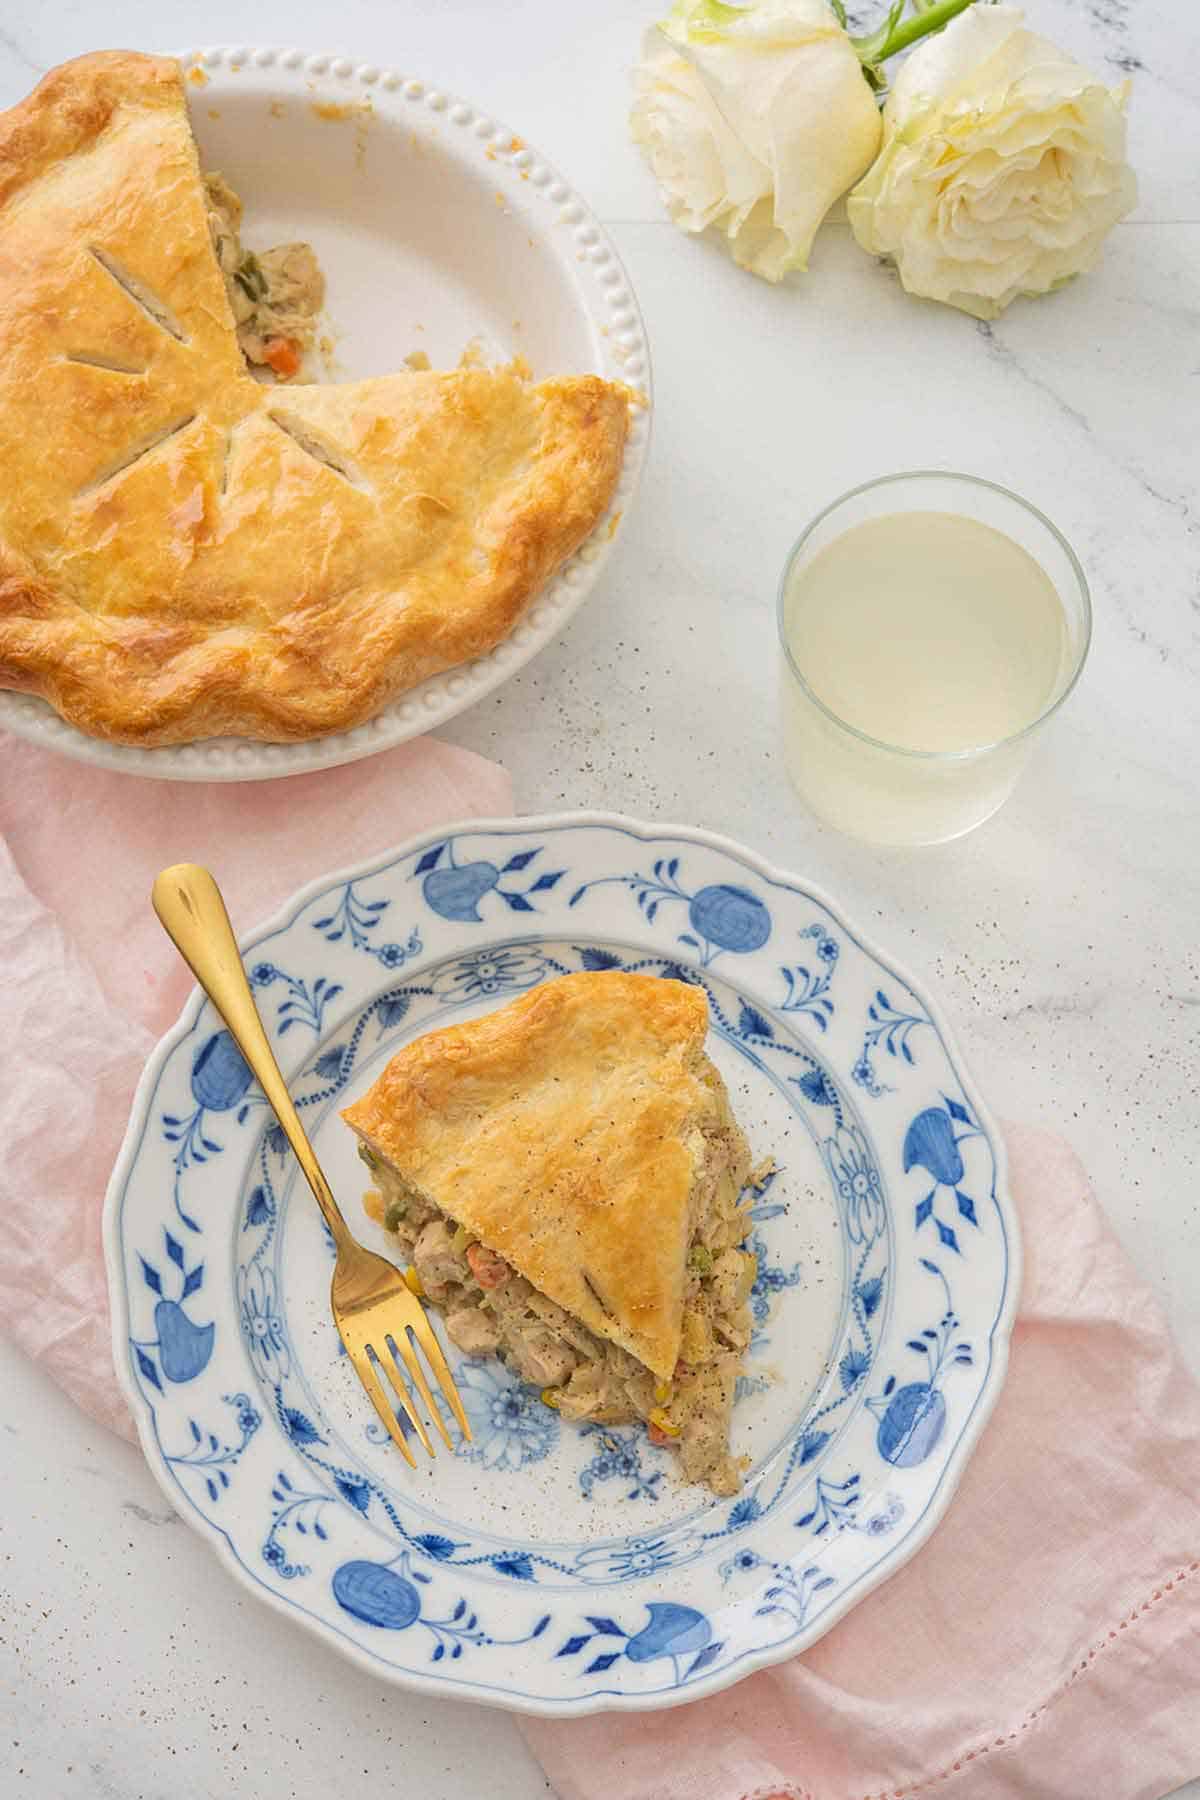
left=0, top=731, right=512, bottom=1440
left=522, top=1126, right=1200, bottom=1800
left=3, top=758, right=1197, bottom=1800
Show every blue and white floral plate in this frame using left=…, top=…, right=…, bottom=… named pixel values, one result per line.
left=105, top=814, right=1018, bottom=1714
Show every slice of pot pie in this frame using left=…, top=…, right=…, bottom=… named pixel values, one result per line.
left=0, top=52, right=629, bottom=745
left=342, top=972, right=760, bottom=1496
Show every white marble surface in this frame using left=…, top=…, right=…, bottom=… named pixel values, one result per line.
left=1, top=1, right=1197, bottom=1797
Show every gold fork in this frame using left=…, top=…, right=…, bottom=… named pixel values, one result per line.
left=152, top=862, right=471, bottom=1466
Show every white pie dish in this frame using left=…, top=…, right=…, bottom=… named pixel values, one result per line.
left=0, top=46, right=649, bottom=781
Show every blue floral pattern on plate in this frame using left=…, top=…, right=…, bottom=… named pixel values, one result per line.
left=454, top=1362, right=559, bottom=1472
left=105, top=814, right=1017, bottom=1715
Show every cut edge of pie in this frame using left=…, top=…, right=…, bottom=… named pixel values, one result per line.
left=341, top=971, right=761, bottom=1496
left=0, top=52, right=632, bottom=746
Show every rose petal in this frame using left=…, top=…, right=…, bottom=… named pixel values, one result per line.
left=847, top=3, right=1135, bottom=315
left=632, top=0, right=880, bottom=281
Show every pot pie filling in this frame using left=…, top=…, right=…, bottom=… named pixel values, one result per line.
left=203, top=173, right=324, bottom=379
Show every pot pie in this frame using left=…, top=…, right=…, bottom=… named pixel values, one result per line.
left=0, top=52, right=629, bottom=745
left=342, top=971, right=761, bottom=1496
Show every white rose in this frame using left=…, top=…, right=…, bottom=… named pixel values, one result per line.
left=847, top=4, right=1137, bottom=318
left=631, top=0, right=883, bottom=281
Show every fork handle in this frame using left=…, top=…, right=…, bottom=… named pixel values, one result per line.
left=152, top=863, right=351, bottom=1250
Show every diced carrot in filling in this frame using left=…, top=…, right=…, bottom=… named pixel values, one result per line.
left=466, top=1241, right=511, bottom=1290
left=261, top=335, right=302, bottom=379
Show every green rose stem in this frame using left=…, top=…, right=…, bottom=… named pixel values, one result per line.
left=837, top=0, right=982, bottom=90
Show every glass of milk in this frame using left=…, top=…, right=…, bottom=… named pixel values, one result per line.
left=777, top=472, right=1091, bottom=846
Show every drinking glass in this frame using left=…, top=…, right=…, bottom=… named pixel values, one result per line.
left=776, top=471, right=1092, bottom=846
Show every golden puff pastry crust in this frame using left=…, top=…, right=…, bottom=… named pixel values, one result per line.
left=0, top=52, right=629, bottom=745
left=341, top=972, right=722, bottom=1382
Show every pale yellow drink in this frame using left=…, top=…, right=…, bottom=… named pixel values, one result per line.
left=779, top=504, right=1081, bottom=845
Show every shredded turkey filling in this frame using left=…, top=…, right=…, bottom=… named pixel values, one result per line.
left=358, top=1101, right=757, bottom=1496
left=204, top=173, right=325, bottom=378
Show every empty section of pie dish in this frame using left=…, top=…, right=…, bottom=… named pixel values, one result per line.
left=104, top=814, right=1017, bottom=1712
left=0, top=49, right=650, bottom=779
